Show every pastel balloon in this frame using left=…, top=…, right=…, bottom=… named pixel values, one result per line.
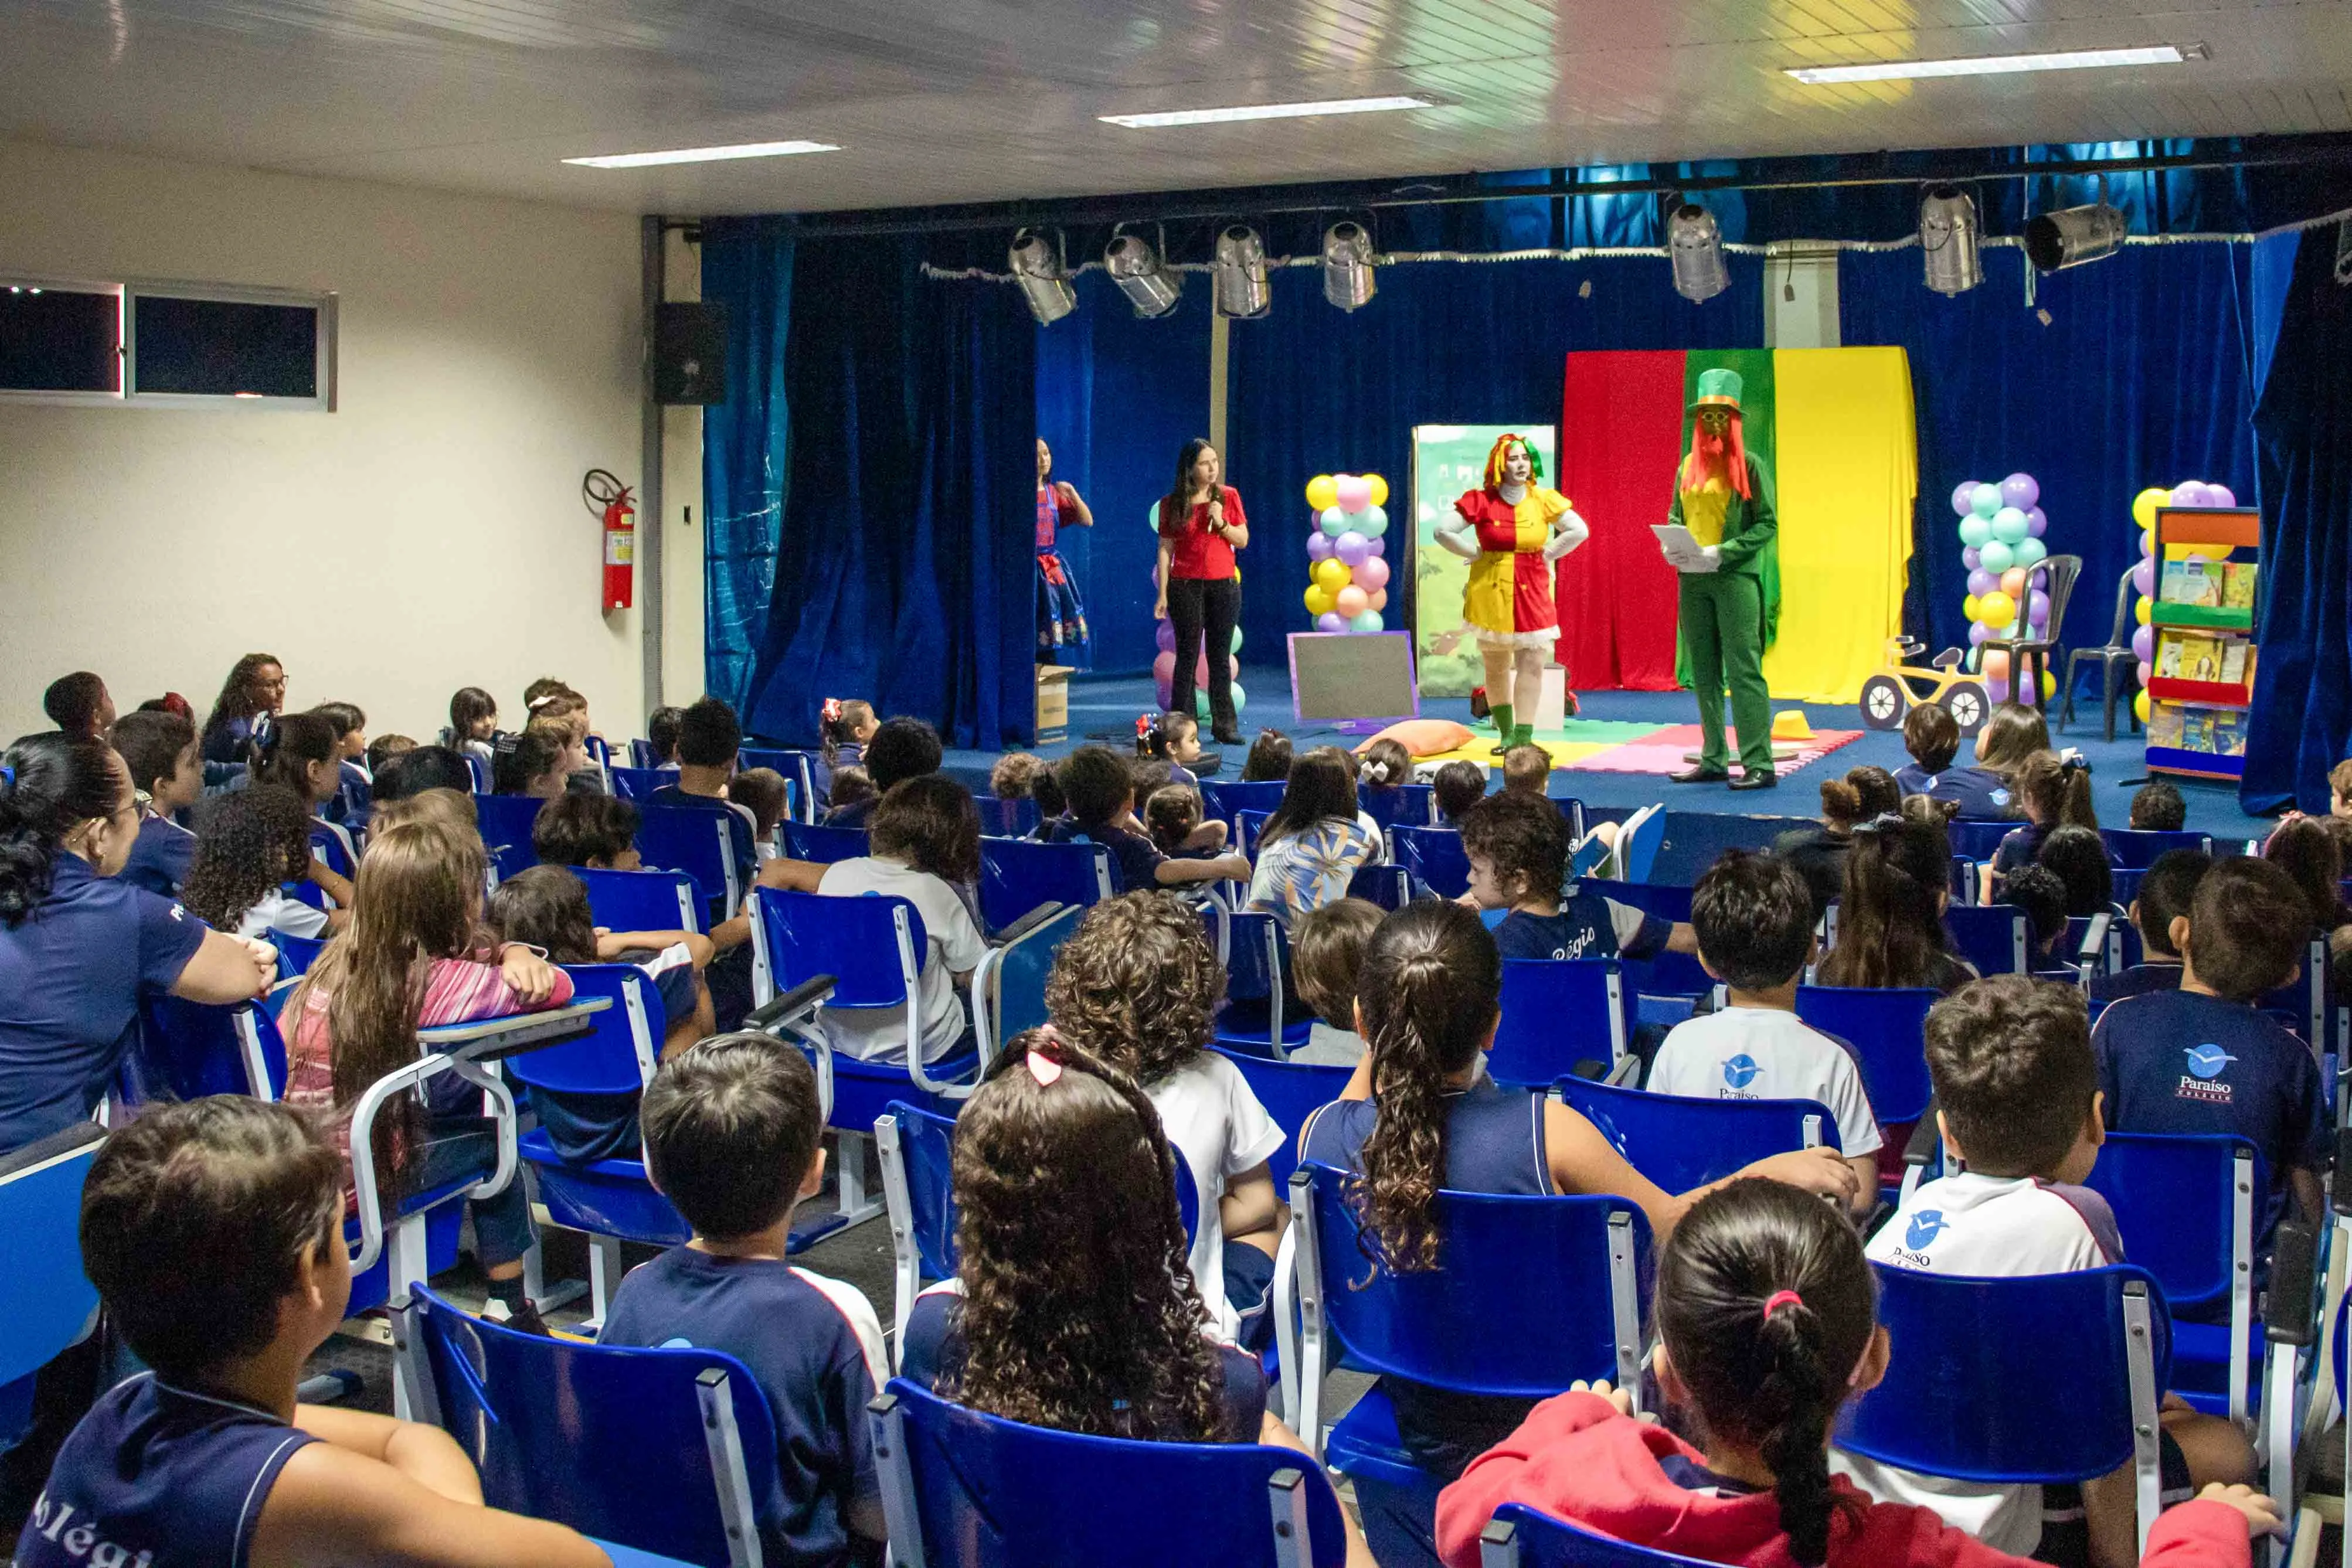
left=1228, top=655, right=1241, bottom=680
left=2000, top=567, right=2028, bottom=598
left=1348, top=611, right=1384, bottom=633
left=2207, top=483, right=2235, bottom=506
left=1986, top=676, right=2011, bottom=705
left=2131, top=624, right=2154, bottom=662
left=2140, top=528, right=2156, bottom=559
left=1155, top=620, right=1176, bottom=654
left=1355, top=556, right=1391, bottom=591
left=2132, top=488, right=2169, bottom=532
left=1969, top=621, right=1992, bottom=647
left=1314, top=558, right=1351, bottom=593
left=1959, top=516, right=1993, bottom=549
left=1978, top=590, right=2016, bottom=627
left=1317, top=611, right=1346, bottom=633
left=2027, top=589, right=2050, bottom=624
left=2171, top=481, right=2206, bottom=507
left=1152, top=651, right=1175, bottom=684
left=1334, top=531, right=1371, bottom=566
left=2129, top=559, right=2155, bottom=598
left=2001, top=472, right=2040, bottom=511
left=1155, top=679, right=1172, bottom=709
left=1334, top=584, right=1369, bottom=618
left=1366, top=537, right=1385, bottom=557
left=1335, top=474, right=1372, bottom=513
left=1991, top=506, right=2028, bottom=545
left=1981, top=649, right=2011, bottom=681
left=1306, top=474, right=1340, bottom=512
left=1979, top=540, right=2015, bottom=573
left=1230, top=625, right=1243, bottom=654
left=1358, top=505, right=1389, bottom=538
left=1191, top=682, right=1249, bottom=719
left=1952, top=480, right=1980, bottom=517
left=1366, top=474, right=1390, bottom=507
left=2012, top=537, right=2047, bottom=568
left=1320, top=506, right=1350, bottom=536
left=1306, top=531, right=1334, bottom=563
left=2025, top=506, right=2047, bottom=538
left=2030, top=568, right=2048, bottom=590
left=2136, top=659, right=2153, bottom=687
left=1962, top=546, right=1982, bottom=570
left=1148, top=501, right=1164, bottom=530
left=1967, top=569, right=1996, bottom=597
left=1304, top=584, right=1334, bottom=617
left=1194, top=652, right=1212, bottom=684
left=1970, top=483, right=2002, bottom=519
left=2133, top=689, right=2151, bottom=723
left=1963, top=594, right=1981, bottom=623
left=1369, top=588, right=1388, bottom=611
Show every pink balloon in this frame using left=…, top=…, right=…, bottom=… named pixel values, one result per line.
left=1369, top=588, right=1388, bottom=611
left=1306, top=531, right=1333, bottom=563
left=2137, top=659, right=2154, bottom=687
left=1229, top=655, right=1241, bottom=679
left=1355, top=556, right=1391, bottom=591
left=2207, top=483, right=2237, bottom=507
left=1334, top=584, right=1369, bottom=618
left=2025, top=506, right=2047, bottom=538
left=1194, top=652, right=1212, bottom=684
left=1152, top=651, right=1176, bottom=683
left=1334, top=475, right=1372, bottom=512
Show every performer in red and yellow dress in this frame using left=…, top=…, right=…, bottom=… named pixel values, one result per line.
left=1436, top=434, right=1589, bottom=754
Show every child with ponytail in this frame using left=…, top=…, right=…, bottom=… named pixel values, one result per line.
left=1300, top=901, right=1858, bottom=1568
left=1357, top=736, right=1416, bottom=833
left=1816, top=815, right=1977, bottom=994
left=1990, top=752, right=2098, bottom=898
left=1433, top=1176, right=2278, bottom=1568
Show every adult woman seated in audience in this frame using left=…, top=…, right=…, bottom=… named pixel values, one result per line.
left=0, top=733, right=276, bottom=1156
left=1815, top=814, right=1977, bottom=994
left=199, top=652, right=286, bottom=766
left=1772, top=766, right=1901, bottom=927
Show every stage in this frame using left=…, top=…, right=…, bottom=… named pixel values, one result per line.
left=943, top=664, right=2278, bottom=843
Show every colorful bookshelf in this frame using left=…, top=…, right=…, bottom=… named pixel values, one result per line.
left=2144, top=505, right=2259, bottom=783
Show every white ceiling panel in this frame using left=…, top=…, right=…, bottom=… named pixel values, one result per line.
left=0, top=0, right=2346, bottom=215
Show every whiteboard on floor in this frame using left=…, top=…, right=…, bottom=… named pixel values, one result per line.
left=1289, top=631, right=1420, bottom=725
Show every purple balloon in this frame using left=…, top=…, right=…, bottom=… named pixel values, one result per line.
left=1967, top=569, right=1996, bottom=596
left=2132, top=559, right=2154, bottom=598
left=2030, top=567, right=2048, bottom=590
left=1155, top=620, right=1176, bottom=655
left=2142, top=529, right=2156, bottom=559
left=1334, top=530, right=1371, bottom=567
left=1962, top=546, right=1983, bottom=571
left=1366, top=537, right=1385, bottom=557
left=1984, top=676, right=2011, bottom=705
left=2207, top=483, right=2236, bottom=507
left=2171, top=481, right=2207, bottom=508
left=1952, top=480, right=1980, bottom=517
left=2131, top=624, right=2154, bottom=663
left=1968, top=621, right=1991, bottom=647
left=1316, top=612, right=1347, bottom=634
left=1306, top=530, right=1333, bottom=563
left=2024, top=506, right=2047, bottom=538
left=2001, top=472, right=2040, bottom=511
left=2027, top=589, right=2050, bottom=624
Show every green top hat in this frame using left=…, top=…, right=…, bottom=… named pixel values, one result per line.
left=1687, top=366, right=1744, bottom=416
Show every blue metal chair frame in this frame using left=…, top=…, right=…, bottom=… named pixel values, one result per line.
left=1943, top=903, right=2030, bottom=977
left=1610, top=804, right=1665, bottom=883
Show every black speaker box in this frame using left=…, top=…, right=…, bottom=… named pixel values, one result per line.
left=655, top=301, right=728, bottom=404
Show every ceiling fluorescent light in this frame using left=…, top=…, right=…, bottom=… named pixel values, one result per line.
left=1100, top=95, right=1433, bottom=130
left=1786, top=44, right=2184, bottom=86
left=563, top=140, right=840, bottom=169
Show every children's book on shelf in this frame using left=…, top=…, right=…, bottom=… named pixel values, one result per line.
left=2218, top=641, right=2251, bottom=685
left=2221, top=561, right=2258, bottom=610
left=2159, top=558, right=2221, bottom=608
left=2147, top=705, right=2186, bottom=749
left=2157, top=632, right=2221, bottom=681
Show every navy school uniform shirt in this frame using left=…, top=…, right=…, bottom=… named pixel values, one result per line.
left=1894, top=761, right=2016, bottom=821
left=1494, top=887, right=1670, bottom=965
left=601, top=1246, right=888, bottom=1567
left=116, top=811, right=198, bottom=899
left=2092, top=988, right=2329, bottom=1249
left=1300, top=1074, right=1552, bottom=1477
left=898, top=1287, right=1269, bottom=1440
left=2090, top=960, right=2185, bottom=1006
left=1041, top=817, right=1167, bottom=894
left=0, top=856, right=209, bottom=1154
left=16, top=1373, right=317, bottom=1568
left=1990, top=820, right=2053, bottom=890
left=645, top=784, right=759, bottom=909
left=822, top=795, right=876, bottom=831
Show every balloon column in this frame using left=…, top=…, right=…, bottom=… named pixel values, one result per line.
left=1301, top=471, right=1393, bottom=635
left=1950, top=472, right=2055, bottom=705
left=2124, top=478, right=2239, bottom=725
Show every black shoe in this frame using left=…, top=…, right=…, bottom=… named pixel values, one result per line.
left=1668, top=766, right=1729, bottom=784
left=483, top=1298, right=552, bottom=1336
left=1212, top=726, right=1242, bottom=747
left=1728, top=770, right=1779, bottom=791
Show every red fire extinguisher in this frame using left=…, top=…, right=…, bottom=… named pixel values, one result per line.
left=585, top=468, right=635, bottom=611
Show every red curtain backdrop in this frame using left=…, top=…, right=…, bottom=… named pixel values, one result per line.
left=1554, top=351, right=1689, bottom=691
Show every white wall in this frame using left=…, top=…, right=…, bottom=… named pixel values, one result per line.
left=0, top=140, right=651, bottom=746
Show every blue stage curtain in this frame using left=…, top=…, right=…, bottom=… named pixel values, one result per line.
left=699, top=220, right=793, bottom=713
left=704, top=229, right=1036, bottom=749
left=1221, top=256, right=1765, bottom=676
left=2241, top=226, right=2352, bottom=814
left=1839, top=244, right=2258, bottom=678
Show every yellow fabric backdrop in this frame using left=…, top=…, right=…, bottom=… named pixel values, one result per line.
left=1761, top=346, right=1916, bottom=704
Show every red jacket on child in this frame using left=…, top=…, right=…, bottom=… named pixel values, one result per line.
left=1435, top=1392, right=2251, bottom=1568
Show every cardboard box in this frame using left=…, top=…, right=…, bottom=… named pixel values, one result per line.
left=1035, top=664, right=1073, bottom=744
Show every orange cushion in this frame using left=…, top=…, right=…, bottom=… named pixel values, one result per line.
left=1354, top=719, right=1476, bottom=759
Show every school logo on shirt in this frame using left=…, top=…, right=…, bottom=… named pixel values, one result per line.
left=1719, top=1054, right=1762, bottom=1096
left=1883, top=1209, right=1950, bottom=1268
left=169, top=903, right=186, bottom=920
left=2178, top=1043, right=2237, bottom=1103
left=1989, top=788, right=2011, bottom=807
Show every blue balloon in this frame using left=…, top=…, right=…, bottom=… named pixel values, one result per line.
left=1970, top=483, right=2002, bottom=519
left=1230, top=625, right=1243, bottom=655
left=1348, top=610, right=1384, bottom=634
left=1958, top=516, right=1993, bottom=549
left=2012, top=536, right=2048, bottom=569
left=1978, top=539, right=2016, bottom=573
left=1990, top=506, right=2028, bottom=545
left=1318, top=506, right=1349, bottom=536
left=1358, top=504, right=1389, bottom=538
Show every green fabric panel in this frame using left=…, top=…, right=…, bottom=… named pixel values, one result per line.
left=1675, top=349, right=1779, bottom=688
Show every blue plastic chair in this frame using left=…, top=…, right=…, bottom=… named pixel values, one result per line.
left=974, top=794, right=1042, bottom=838
left=609, top=764, right=667, bottom=800
left=1347, top=863, right=1412, bottom=910
left=970, top=903, right=1083, bottom=1067
left=738, top=746, right=817, bottom=824
left=1217, top=910, right=1304, bottom=1055
left=1491, top=959, right=1627, bottom=1084
left=471, top=792, right=545, bottom=884
left=1236, top=808, right=1272, bottom=859
left=1603, top=882, right=1694, bottom=924
left=1793, top=985, right=1937, bottom=1132
left=1211, top=780, right=1290, bottom=828
left=2103, top=828, right=2213, bottom=869
left=393, top=1285, right=777, bottom=1568
left=1211, top=1046, right=1354, bottom=1189
left=2258, top=936, right=2331, bottom=1049
left=1360, top=784, right=1435, bottom=834
left=978, top=836, right=1113, bottom=935
left=1392, top=824, right=1472, bottom=900
left=1945, top=903, right=2030, bottom=975
left=575, top=866, right=704, bottom=935
left=1553, top=797, right=1590, bottom=842
left=637, top=802, right=753, bottom=914
left=0, top=1122, right=107, bottom=1445
left=1554, top=1075, right=1839, bottom=1195
left=627, top=740, right=661, bottom=771
left=132, top=997, right=285, bottom=1102
left=1947, top=819, right=2017, bottom=862
left=1287, top=1164, right=1653, bottom=1496
left=1478, top=1504, right=1719, bottom=1567
left=779, top=819, right=871, bottom=865
left=871, top=1376, right=1348, bottom=1568
left=1837, top=1264, right=2173, bottom=1560
left=2081, top=1132, right=2263, bottom=1420
left=270, top=929, right=325, bottom=979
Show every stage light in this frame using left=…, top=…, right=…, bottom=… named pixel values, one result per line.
left=1213, top=226, right=1271, bottom=319
left=1322, top=223, right=1377, bottom=311
left=2023, top=200, right=2127, bottom=274
left=1786, top=44, right=2186, bottom=85
left=1667, top=203, right=1728, bottom=303
left=1008, top=230, right=1076, bottom=326
left=1919, top=185, right=1983, bottom=295
left=1105, top=232, right=1182, bottom=318
left=1100, top=95, right=1433, bottom=129
left=562, top=139, right=839, bottom=168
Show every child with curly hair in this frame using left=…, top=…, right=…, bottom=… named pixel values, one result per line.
left=182, top=784, right=353, bottom=938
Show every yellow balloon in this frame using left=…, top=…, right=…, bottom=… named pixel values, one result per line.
left=1962, top=594, right=1981, bottom=623
left=1366, top=474, right=1390, bottom=508
left=2132, top=487, right=2168, bottom=532
left=1978, top=591, right=2015, bottom=627
left=1314, top=558, right=1351, bottom=593
left=1304, top=584, right=1334, bottom=617
left=2135, top=596, right=2152, bottom=626
left=1305, top=475, right=1340, bottom=513
left=2133, top=689, right=2152, bottom=723
left=2042, top=671, right=2058, bottom=701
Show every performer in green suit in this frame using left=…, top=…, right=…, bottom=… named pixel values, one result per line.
left=1663, top=368, right=1779, bottom=790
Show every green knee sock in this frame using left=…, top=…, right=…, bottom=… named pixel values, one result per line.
left=1488, top=703, right=1514, bottom=750
left=1511, top=723, right=1536, bottom=747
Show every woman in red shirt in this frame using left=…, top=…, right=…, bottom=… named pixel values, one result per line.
left=1154, top=438, right=1250, bottom=745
